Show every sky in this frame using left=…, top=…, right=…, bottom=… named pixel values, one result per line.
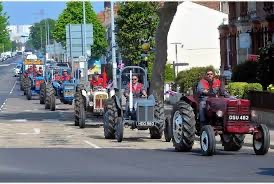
left=2, top=1, right=105, bottom=25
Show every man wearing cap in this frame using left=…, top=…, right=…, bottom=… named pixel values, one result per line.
left=90, top=73, right=104, bottom=89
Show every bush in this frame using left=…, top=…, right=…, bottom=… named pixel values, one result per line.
left=227, top=82, right=248, bottom=98
left=231, top=60, right=259, bottom=83
left=227, top=82, right=263, bottom=99
left=175, top=65, right=217, bottom=93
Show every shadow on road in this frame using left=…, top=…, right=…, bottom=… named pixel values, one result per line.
left=257, top=168, right=274, bottom=176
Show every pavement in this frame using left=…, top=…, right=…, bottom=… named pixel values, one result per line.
left=0, top=56, right=273, bottom=182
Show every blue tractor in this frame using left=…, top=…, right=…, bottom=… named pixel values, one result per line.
left=44, top=67, right=76, bottom=111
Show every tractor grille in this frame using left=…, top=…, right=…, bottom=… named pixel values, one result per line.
left=137, top=106, right=154, bottom=122
left=94, top=94, right=108, bottom=109
left=227, top=106, right=237, bottom=113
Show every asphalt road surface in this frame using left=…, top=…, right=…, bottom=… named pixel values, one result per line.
left=0, top=56, right=273, bottom=182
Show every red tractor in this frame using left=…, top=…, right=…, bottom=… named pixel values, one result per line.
left=168, top=88, right=270, bottom=156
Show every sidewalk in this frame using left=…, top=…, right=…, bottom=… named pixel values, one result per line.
left=164, top=104, right=274, bottom=149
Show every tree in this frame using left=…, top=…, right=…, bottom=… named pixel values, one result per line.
left=151, top=2, right=178, bottom=101
left=116, top=2, right=159, bottom=66
left=53, top=1, right=107, bottom=58
left=0, top=2, right=12, bottom=52
left=29, top=18, right=56, bottom=50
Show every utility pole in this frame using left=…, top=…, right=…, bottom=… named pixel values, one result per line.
left=111, top=1, right=117, bottom=88
left=82, top=1, right=88, bottom=88
left=170, top=42, right=182, bottom=77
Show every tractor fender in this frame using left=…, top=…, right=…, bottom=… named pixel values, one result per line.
left=81, top=89, right=89, bottom=108
left=180, top=95, right=198, bottom=115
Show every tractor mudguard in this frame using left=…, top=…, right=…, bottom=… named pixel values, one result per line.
left=180, top=95, right=198, bottom=114
left=114, top=95, right=122, bottom=110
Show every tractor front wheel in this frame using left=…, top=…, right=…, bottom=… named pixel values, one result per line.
left=200, top=125, right=216, bottom=156
left=253, top=124, right=270, bottom=155
left=115, top=117, right=124, bottom=142
left=164, top=115, right=172, bottom=142
left=26, top=79, right=32, bottom=100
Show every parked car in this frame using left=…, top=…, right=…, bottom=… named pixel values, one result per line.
left=13, top=64, right=22, bottom=77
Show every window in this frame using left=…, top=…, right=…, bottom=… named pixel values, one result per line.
left=240, top=2, right=248, bottom=16
left=229, top=2, right=236, bottom=21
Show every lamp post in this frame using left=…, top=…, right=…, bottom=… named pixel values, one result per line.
left=170, top=42, right=183, bottom=76
left=111, top=1, right=117, bottom=88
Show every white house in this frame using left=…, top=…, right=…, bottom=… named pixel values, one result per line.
left=167, top=2, right=228, bottom=74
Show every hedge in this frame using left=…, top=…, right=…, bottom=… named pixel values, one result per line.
left=227, top=82, right=263, bottom=99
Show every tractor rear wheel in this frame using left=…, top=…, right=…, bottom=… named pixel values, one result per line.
left=103, top=98, right=117, bottom=139
left=39, top=83, right=46, bottom=104
left=26, top=79, right=32, bottom=100
left=45, top=84, right=52, bottom=109
left=150, top=100, right=165, bottom=139
left=221, top=134, right=245, bottom=151
left=48, top=86, right=56, bottom=111
left=74, top=85, right=85, bottom=126
left=171, top=101, right=196, bottom=152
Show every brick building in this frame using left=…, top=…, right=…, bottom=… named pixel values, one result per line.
left=219, top=2, right=274, bottom=74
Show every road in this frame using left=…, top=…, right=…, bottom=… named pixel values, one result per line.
left=0, top=56, right=273, bottom=182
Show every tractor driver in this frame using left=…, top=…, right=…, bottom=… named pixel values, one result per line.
left=37, top=67, right=43, bottom=77
left=90, top=73, right=104, bottom=89
left=197, top=69, right=221, bottom=126
left=124, top=74, right=147, bottom=98
left=61, top=69, right=71, bottom=81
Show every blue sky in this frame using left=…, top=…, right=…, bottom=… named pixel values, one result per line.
left=2, top=1, right=104, bottom=25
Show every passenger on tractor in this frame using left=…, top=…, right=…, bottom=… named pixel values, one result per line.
left=197, top=69, right=221, bottom=126
left=53, top=70, right=61, bottom=81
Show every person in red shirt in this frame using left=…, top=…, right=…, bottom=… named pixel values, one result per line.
left=124, top=74, right=147, bottom=98
left=61, top=70, right=71, bottom=81
left=90, top=73, right=104, bottom=89
left=53, top=70, right=61, bottom=81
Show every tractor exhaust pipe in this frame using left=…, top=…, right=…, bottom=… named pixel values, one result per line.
left=129, top=70, right=133, bottom=112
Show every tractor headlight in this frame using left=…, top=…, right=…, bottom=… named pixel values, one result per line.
left=216, top=110, right=223, bottom=117
left=251, top=110, right=257, bottom=118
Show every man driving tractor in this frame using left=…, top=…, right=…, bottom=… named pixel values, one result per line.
left=61, top=69, right=71, bottom=81
left=124, top=74, right=147, bottom=98
left=90, top=73, right=104, bottom=89
left=197, top=69, right=221, bottom=126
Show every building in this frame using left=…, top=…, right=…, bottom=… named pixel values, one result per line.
left=7, top=25, right=31, bottom=43
left=167, top=1, right=228, bottom=74
left=219, top=2, right=274, bottom=75
left=97, top=2, right=120, bottom=64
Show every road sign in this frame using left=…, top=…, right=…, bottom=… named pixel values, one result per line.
left=239, top=33, right=251, bottom=49
left=66, top=24, right=94, bottom=58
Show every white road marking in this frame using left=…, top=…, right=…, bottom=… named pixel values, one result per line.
left=9, top=81, right=17, bottom=94
left=83, top=140, right=101, bottom=149
left=16, top=128, right=40, bottom=135
left=11, top=119, right=27, bottom=122
left=0, top=64, right=10, bottom=67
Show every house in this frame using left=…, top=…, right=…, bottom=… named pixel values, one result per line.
left=167, top=1, right=228, bottom=75
left=219, top=2, right=274, bottom=74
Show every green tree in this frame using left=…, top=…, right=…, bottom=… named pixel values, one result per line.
left=116, top=2, right=159, bottom=66
left=53, top=1, right=107, bottom=58
left=0, top=2, right=12, bottom=52
left=29, top=18, right=56, bottom=50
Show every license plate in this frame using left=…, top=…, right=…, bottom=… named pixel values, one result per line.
left=228, top=115, right=249, bottom=121
left=64, top=92, right=73, bottom=97
left=137, top=121, right=155, bottom=126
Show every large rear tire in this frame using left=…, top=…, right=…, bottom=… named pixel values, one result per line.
left=221, top=134, right=245, bottom=151
left=171, top=101, right=196, bottom=152
left=26, top=79, right=32, bottom=100
left=79, top=97, right=86, bottom=129
left=103, top=98, right=117, bottom=139
left=115, top=117, right=124, bottom=142
left=40, top=83, right=46, bottom=104
left=45, top=84, right=52, bottom=109
left=149, top=100, right=165, bottom=139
